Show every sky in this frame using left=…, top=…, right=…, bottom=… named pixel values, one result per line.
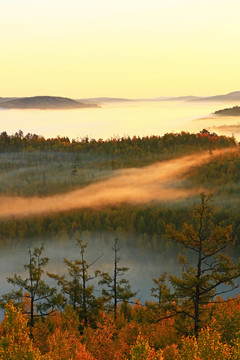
left=1, top=0, right=240, bottom=98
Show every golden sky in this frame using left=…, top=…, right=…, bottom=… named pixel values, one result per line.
left=1, top=0, right=240, bottom=98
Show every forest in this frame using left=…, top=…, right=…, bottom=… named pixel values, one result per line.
left=0, top=130, right=240, bottom=359
left=214, top=105, right=240, bottom=116
left=0, top=129, right=239, bottom=247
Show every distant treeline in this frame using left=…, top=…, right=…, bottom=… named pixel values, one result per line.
left=0, top=129, right=236, bottom=197
left=214, top=105, right=240, bottom=116
left=0, top=199, right=239, bottom=252
left=0, top=129, right=236, bottom=158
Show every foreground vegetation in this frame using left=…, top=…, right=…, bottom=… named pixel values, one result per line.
left=0, top=130, right=240, bottom=358
left=1, top=298, right=240, bottom=360
left=1, top=194, right=240, bottom=359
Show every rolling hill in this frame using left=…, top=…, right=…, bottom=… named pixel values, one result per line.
left=0, top=96, right=99, bottom=110
left=214, top=105, right=240, bottom=116
left=188, top=91, right=240, bottom=103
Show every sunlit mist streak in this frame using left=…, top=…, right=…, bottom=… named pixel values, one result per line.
left=0, top=148, right=237, bottom=219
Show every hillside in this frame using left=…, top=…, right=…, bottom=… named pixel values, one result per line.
left=188, top=91, right=240, bottom=103
left=0, top=129, right=238, bottom=242
left=0, top=97, right=17, bottom=104
left=0, top=96, right=99, bottom=109
left=214, top=105, right=240, bottom=116
left=78, top=97, right=134, bottom=103
left=78, top=91, right=240, bottom=103
left=2, top=91, right=240, bottom=106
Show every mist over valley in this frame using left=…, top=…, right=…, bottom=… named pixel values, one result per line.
left=2, top=0, right=240, bottom=354
left=0, top=129, right=239, bottom=310
left=1, top=96, right=240, bottom=141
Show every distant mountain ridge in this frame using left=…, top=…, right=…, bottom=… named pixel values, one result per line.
left=78, top=91, right=240, bottom=103
left=1, top=92, right=240, bottom=108
left=78, top=95, right=199, bottom=103
left=79, top=97, right=133, bottom=103
left=0, top=96, right=99, bottom=109
left=187, top=91, right=240, bottom=103
left=0, top=97, right=17, bottom=104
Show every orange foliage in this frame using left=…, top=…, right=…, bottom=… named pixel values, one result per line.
left=34, top=308, right=94, bottom=360
left=47, top=326, right=94, bottom=360
left=84, top=313, right=123, bottom=360
left=1, top=295, right=240, bottom=360
left=0, top=303, right=44, bottom=359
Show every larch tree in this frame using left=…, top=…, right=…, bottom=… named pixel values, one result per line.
left=48, top=238, right=104, bottom=326
left=1, top=244, right=61, bottom=334
left=99, top=237, right=137, bottom=320
left=165, top=193, right=240, bottom=337
left=151, top=272, right=171, bottom=305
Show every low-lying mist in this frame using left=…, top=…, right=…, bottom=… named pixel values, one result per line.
left=0, top=151, right=112, bottom=196
left=0, top=148, right=236, bottom=219
left=193, top=116, right=240, bottom=138
left=0, top=233, right=181, bottom=306
left=0, top=231, right=238, bottom=310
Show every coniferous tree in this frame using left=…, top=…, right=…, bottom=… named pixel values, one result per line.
left=48, top=238, right=103, bottom=326
left=165, top=193, right=240, bottom=337
left=1, top=244, right=61, bottom=332
left=151, top=272, right=171, bottom=305
left=99, top=237, right=136, bottom=320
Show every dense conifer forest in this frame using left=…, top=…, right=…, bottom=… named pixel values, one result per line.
left=0, top=129, right=239, bottom=246
left=0, top=129, right=240, bottom=359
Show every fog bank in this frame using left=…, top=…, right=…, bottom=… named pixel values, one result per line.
left=0, top=148, right=236, bottom=218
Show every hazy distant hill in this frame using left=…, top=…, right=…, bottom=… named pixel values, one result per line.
left=214, top=105, right=240, bottom=116
left=0, top=96, right=99, bottom=109
left=78, top=97, right=134, bottom=103
left=187, top=91, right=240, bottom=103
left=0, top=97, right=17, bottom=104
left=79, top=96, right=198, bottom=103
left=78, top=92, right=240, bottom=103
left=144, top=95, right=198, bottom=102
left=1, top=92, right=240, bottom=108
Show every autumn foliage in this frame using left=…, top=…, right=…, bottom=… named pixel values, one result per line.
left=0, top=296, right=239, bottom=360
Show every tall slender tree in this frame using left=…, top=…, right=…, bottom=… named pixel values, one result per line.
left=99, top=237, right=136, bottom=320
left=48, top=238, right=103, bottom=326
left=1, top=244, right=61, bottom=333
left=151, top=272, right=170, bottom=305
left=165, top=193, right=240, bottom=337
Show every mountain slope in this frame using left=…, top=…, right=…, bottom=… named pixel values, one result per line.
left=214, top=105, right=240, bottom=116
left=188, top=91, right=240, bottom=103
left=0, top=96, right=99, bottom=109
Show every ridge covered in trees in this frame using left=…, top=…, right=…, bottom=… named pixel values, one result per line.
left=0, top=129, right=235, bottom=155
left=0, top=130, right=240, bottom=249
left=0, top=96, right=99, bottom=110
left=0, top=129, right=236, bottom=197
left=214, top=105, right=240, bottom=116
